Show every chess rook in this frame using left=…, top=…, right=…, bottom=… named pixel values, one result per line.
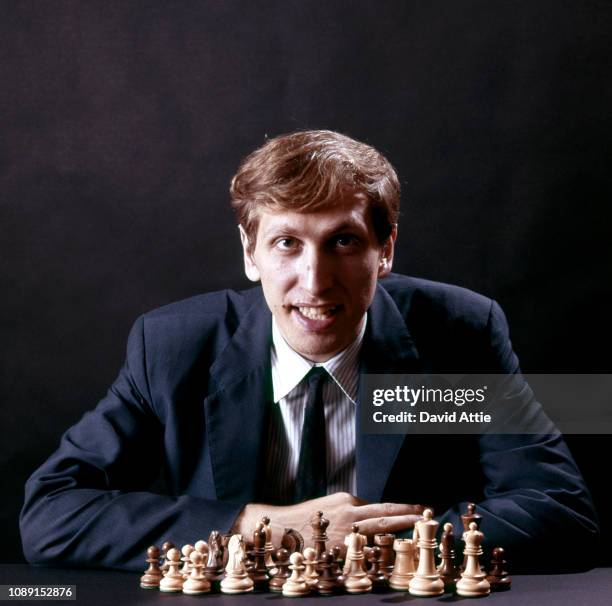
left=389, top=538, right=415, bottom=590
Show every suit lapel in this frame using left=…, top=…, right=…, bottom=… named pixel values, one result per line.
left=204, top=291, right=272, bottom=503
left=356, top=283, right=421, bottom=502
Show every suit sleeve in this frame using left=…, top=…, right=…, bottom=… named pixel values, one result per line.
left=437, top=300, right=600, bottom=572
left=20, top=316, right=243, bottom=571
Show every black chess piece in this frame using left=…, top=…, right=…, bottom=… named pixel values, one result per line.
left=281, top=528, right=305, bottom=554
left=269, top=548, right=291, bottom=592
left=249, top=522, right=270, bottom=591
left=311, top=510, right=330, bottom=563
left=374, top=533, right=395, bottom=578
left=203, top=530, right=224, bottom=588
left=140, top=545, right=162, bottom=589
left=367, top=546, right=388, bottom=592
left=439, top=522, right=460, bottom=591
left=486, top=547, right=512, bottom=591
left=316, top=551, right=341, bottom=595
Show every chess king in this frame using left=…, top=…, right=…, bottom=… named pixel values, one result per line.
left=21, top=130, right=598, bottom=572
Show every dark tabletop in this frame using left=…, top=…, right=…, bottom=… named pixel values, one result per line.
left=0, top=566, right=611, bottom=606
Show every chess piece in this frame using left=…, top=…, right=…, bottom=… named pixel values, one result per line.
left=460, top=502, right=482, bottom=571
left=374, top=533, right=395, bottom=578
left=486, top=547, right=512, bottom=591
left=194, top=539, right=209, bottom=559
left=220, top=534, right=254, bottom=594
left=281, top=528, right=305, bottom=554
left=303, top=547, right=319, bottom=587
left=140, top=545, right=163, bottom=589
left=389, top=538, right=416, bottom=590
left=160, top=540, right=175, bottom=573
left=331, top=545, right=343, bottom=579
left=343, top=524, right=372, bottom=594
left=269, top=548, right=291, bottom=592
left=203, top=530, right=224, bottom=587
left=316, top=551, right=341, bottom=595
left=249, top=521, right=270, bottom=591
left=408, top=509, right=444, bottom=596
left=159, top=548, right=184, bottom=592
left=439, top=522, right=460, bottom=591
left=456, top=522, right=490, bottom=597
left=367, top=546, right=388, bottom=592
left=311, top=510, right=329, bottom=562
left=261, top=516, right=275, bottom=570
left=183, top=550, right=211, bottom=595
left=282, top=552, right=310, bottom=596
left=180, top=544, right=195, bottom=577
left=220, top=533, right=232, bottom=568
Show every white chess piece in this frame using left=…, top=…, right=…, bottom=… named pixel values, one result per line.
left=343, top=524, right=372, bottom=594
left=303, top=547, right=319, bottom=587
left=182, top=550, right=211, bottom=595
left=282, top=552, right=310, bottom=596
left=220, top=534, right=254, bottom=594
left=456, top=522, right=490, bottom=597
left=408, top=508, right=444, bottom=596
left=159, top=548, right=184, bottom=592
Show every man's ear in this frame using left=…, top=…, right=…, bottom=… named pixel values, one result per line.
left=377, top=224, right=397, bottom=279
left=239, top=225, right=261, bottom=282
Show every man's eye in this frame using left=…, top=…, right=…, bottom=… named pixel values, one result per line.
left=334, top=235, right=359, bottom=247
left=275, top=238, right=296, bottom=250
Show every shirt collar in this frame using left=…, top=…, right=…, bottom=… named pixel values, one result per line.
left=271, top=315, right=367, bottom=404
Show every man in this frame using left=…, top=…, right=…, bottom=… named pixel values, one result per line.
left=21, top=130, right=598, bottom=572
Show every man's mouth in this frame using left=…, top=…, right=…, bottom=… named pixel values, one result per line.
left=296, top=305, right=339, bottom=320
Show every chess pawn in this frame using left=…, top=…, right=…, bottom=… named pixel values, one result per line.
left=486, top=547, right=512, bottom=591
left=456, top=522, right=490, bottom=597
left=460, top=502, right=483, bottom=571
left=160, top=540, right=175, bottom=573
left=269, top=548, right=291, bottom=592
left=303, top=547, right=319, bottom=587
left=367, top=546, right=388, bottom=592
left=183, top=550, right=211, bottom=595
left=194, top=539, right=209, bottom=560
left=261, top=516, right=276, bottom=570
left=140, top=545, right=163, bottom=589
left=159, top=548, right=184, bottom=592
left=181, top=544, right=195, bottom=578
left=374, top=533, right=395, bottom=578
left=343, top=524, right=372, bottom=594
left=316, top=551, right=341, bottom=596
left=389, top=538, right=416, bottom=590
left=311, top=510, right=330, bottom=562
left=408, top=509, right=444, bottom=596
left=250, top=521, right=270, bottom=591
left=438, top=522, right=460, bottom=591
left=282, top=552, right=310, bottom=597
left=220, top=534, right=254, bottom=594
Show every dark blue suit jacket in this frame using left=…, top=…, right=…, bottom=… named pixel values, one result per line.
left=20, top=274, right=599, bottom=571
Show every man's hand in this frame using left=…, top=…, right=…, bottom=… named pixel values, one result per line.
left=231, top=492, right=424, bottom=548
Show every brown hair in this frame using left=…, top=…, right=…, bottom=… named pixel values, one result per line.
left=230, top=130, right=400, bottom=247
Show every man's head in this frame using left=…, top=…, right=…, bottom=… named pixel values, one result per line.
left=230, top=130, right=400, bottom=361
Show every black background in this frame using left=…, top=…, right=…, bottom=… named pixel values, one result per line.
left=1, top=1, right=611, bottom=565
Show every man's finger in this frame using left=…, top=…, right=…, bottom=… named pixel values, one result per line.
left=355, top=514, right=423, bottom=535
left=352, top=502, right=424, bottom=520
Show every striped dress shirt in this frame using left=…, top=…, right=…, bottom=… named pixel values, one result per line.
left=262, top=316, right=366, bottom=503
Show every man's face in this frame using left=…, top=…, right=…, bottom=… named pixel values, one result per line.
left=240, top=192, right=396, bottom=361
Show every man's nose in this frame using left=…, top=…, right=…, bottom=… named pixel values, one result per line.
left=300, top=247, right=334, bottom=296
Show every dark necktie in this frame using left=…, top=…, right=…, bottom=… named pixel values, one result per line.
left=294, top=366, right=328, bottom=503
